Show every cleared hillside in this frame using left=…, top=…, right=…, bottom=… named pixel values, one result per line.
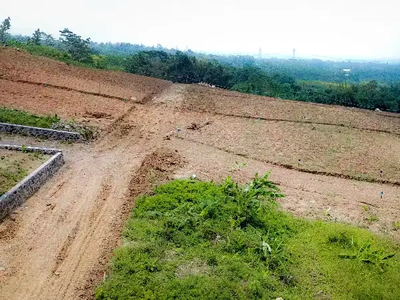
left=0, top=79, right=130, bottom=121
left=1, top=52, right=400, bottom=300
left=0, top=48, right=171, bottom=128
left=177, top=85, right=400, bottom=183
left=0, top=48, right=171, bottom=102
left=183, top=85, right=400, bottom=135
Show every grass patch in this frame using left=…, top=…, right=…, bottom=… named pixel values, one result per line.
left=0, top=108, right=60, bottom=128
left=0, top=150, right=49, bottom=196
left=96, top=174, right=400, bottom=300
left=0, top=164, right=27, bottom=196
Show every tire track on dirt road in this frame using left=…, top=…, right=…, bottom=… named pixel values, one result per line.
left=0, top=85, right=180, bottom=299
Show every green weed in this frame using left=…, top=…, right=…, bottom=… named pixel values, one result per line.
left=231, top=161, right=246, bottom=172
left=395, top=221, right=400, bottom=230
left=96, top=174, right=400, bottom=300
left=0, top=108, right=60, bottom=128
left=366, top=214, right=380, bottom=224
left=0, top=165, right=28, bottom=195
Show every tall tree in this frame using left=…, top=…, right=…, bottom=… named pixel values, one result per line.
left=59, top=28, right=92, bottom=62
left=169, top=51, right=196, bottom=83
left=44, top=33, right=56, bottom=46
left=0, top=17, right=11, bottom=44
left=29, top=28, right=43, bottom=45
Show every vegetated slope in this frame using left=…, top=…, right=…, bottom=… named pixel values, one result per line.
left=0, top=48, right=171, bottom=102
left=183, top=85, right=400, bottom=135
left=96, top=176, right=400, bottom=300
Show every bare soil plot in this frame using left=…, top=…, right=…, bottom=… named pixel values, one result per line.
left=182, top=85, right=400, bottom=135
left=0, top=149, right=50, bottom=195
left=179, top=114, right=400, bottom=183
left=0, top=79, right=131, bottom=130
left=0, top=48, right=171, bottom=101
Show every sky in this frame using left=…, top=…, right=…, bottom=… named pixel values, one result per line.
left=2, top=0, right=400, bottom=60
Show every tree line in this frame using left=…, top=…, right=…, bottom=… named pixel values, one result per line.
left=2, top=17, right=400, bottom=112
left=124, top=51, right=400, bottom=112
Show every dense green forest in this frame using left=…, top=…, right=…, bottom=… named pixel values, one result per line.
left=2, top=17, right=400, bottom=112
left=207, top=55, right=400, bottom=84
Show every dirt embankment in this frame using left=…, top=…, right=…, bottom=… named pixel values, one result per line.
left=0, top=78, right=130, bottom=119
left=178, top=113, right=400, bottom=183
left=0, top=48, right=172, bottom=130
left=0, top=48, right=171, bottom=102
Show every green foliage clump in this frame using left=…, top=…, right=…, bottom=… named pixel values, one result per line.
left=7, top=40, right=73, bottom=62
left=123, top=50, right=400, bottom=112
left=0, top=108, right=60, bottom=128
left=59, top=28, right=92, bottom=63
left=0, top=17, right=11, bottom=44
left=0, top=165, right=27, bottom=196
left=91, top=54, right=107, bottom=69
left=288, top=223, right=400, bottom=299
left=96, top=174, right=400, bottom=300
left=28, top=28, right=43, bottom=46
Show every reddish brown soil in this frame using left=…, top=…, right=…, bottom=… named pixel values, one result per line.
left=179, top=114, right=400, bottom=183
left=0, top=52, right=399, bottom=300
left=183, top=85, right=400, bottom=135
left=0, top=79, right=131, bottom=129
left=0, top=48, right=171, bottom=101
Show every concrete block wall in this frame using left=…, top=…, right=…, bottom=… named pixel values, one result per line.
left=0, top=144, right=65, bottom=220
left=0, top=122, right=81, bottom=141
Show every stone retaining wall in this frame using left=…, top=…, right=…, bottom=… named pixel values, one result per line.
left=0, top=144, right=64, bottom=220
left=0, top=144, right=61, bottom=155
left=0, top=122, right=81, bottom=141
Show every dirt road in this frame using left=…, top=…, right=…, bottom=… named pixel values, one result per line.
left=0, top=84, right=399, bottom=300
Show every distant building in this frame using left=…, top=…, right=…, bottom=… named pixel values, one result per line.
left=343, top=69, right=351, bottom=77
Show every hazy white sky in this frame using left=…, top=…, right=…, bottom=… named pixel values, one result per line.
left=2, top=0, right=400, bottom=59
